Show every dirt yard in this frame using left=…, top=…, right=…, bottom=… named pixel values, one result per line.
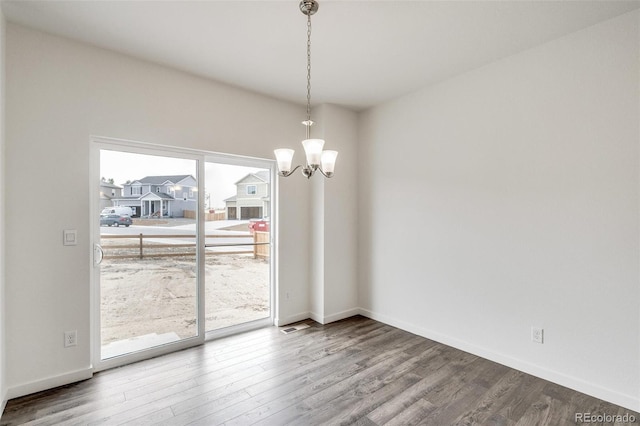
left=100, top=254, right=270, bottom=345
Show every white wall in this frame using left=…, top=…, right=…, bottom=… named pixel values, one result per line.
left=0, top=8, right=6, bottom=413
left=317, top=105, right=359, bottom=322
left=308, top=104, right=359, bottom=323
left=309, top=173, right=325, bottom=321
left=5, top=23, right=310, bottom=396
left=358, top=11, right=640, bottom=411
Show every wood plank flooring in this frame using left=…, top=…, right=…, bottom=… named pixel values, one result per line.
left=2, top=316, right=638, bottom=425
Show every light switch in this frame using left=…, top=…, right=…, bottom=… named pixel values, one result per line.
left=63, top=229, right=77, bottom=246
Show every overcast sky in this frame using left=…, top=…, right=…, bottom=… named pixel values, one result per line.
left=100, top=150, right=266, bottom=209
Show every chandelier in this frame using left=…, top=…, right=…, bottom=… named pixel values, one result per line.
left=274, top=0, right=338, bottom=179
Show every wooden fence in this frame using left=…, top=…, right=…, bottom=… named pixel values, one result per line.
left=183, top=210, right=226, bottom=221
left=254, top=231, right=269, bottom=259
left=101, top=232, right=269, bottom=260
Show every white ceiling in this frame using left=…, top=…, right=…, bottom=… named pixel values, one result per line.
left=2, top=0, right=639, bottom=111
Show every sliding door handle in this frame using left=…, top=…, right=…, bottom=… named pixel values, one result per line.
left=94, top=243, right=104, bottom=266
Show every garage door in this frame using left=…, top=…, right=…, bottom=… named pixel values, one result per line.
left=227, top=207, right=237, bottom=220
left=241, top=207, right=262, bottom=220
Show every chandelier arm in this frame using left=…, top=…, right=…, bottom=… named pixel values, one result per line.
left=278, top=165, right=302, bottom=178
left=316, top=168, right=334, bottom=179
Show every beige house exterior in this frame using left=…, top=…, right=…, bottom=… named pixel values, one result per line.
left=224, top=171, right=270, bottom=220
left=99, top=179, right=123, bottom=211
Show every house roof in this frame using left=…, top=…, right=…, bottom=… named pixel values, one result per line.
left=133, top=175, right=195, bottom=185
left=140, top=192, right=175, bottom=200
left=224, top=195, right=237, bottom=202
left=100, top=181, right=122, bottom=189
left=234, top=171, right=270, bottom=185
left=255, top=170, right=270, bottom=181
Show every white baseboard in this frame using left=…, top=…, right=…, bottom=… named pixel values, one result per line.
left=359, top=308, right=640, bottom=412
left=323, top=308, right=361, bottom=324
left=0, top=387, right=6, bottom=419
left=275, top=311, right=311, bottom=327
left=308, top=308, right=361, bottom=325
left=6, top=367, right=93, bottom=400
left=308, top=311, right=323, bottom=324
left=278, top=308, right=361, bottom=326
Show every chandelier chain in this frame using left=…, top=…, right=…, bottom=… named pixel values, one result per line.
left=306, top=12, right=312, bottom=123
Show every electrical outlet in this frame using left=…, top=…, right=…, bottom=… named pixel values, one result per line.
left=531, top=327, right=544, bottom=344
left=64, top=330, right=77, bottom=347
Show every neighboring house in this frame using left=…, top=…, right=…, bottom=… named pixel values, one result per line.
left=112, top=175, right=197, bottom=218
left=99, top=180, right=123, bottom=211
left=225, top=171, right=270, bottom=220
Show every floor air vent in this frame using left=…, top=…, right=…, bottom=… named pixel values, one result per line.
left=281, top=324, right=310, bottom=334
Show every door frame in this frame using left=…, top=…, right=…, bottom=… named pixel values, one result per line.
left=90, top=136, right=276, bottom=371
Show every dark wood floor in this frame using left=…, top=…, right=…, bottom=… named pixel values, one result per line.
left=2, top=316, right=638, bottom=425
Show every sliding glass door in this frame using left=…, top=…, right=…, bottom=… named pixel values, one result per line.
left=91, top=139, right=274, bottom=370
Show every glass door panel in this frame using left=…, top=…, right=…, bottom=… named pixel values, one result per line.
left=204, top=162, right=271, bottom=332
left=98, top=149, right=200, bottom=360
